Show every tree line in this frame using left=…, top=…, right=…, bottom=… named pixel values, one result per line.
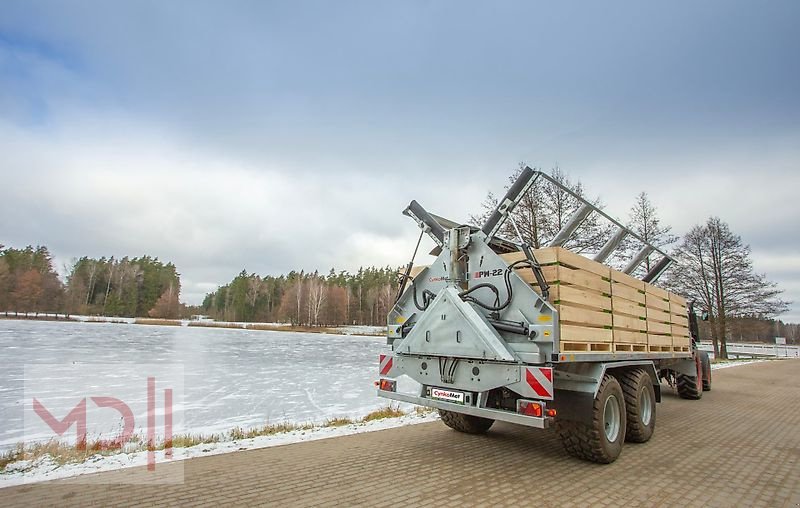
left=200, top=267, right=397, bottom=326
left=0, top=245, right=181, bottom=318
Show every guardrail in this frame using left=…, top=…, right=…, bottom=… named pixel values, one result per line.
left=697, top=341, right=800, bottom=359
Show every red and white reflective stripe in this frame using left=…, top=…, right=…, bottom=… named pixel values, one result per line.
left=379, top=354, right=393, bottom=376
left=525, top=367, right=553, bottom=400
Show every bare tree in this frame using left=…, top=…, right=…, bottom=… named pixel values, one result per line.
left=307, top=274, right=327, bottom=326
left=471, top=165, right=610, bottom=253
left=665, top=217, right=789, bottom=359
left=618, top=192, right=678, bottom=275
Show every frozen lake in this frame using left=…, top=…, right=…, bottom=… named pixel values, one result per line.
left=0, top=320, right=399, bottom=452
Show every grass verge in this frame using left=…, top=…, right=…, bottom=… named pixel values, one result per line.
left=1, top=404, right=428, bottom=472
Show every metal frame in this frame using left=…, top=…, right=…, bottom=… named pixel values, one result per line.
left=377, top=389, right=549, bottom=429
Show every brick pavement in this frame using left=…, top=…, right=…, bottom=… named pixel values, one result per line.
left=3, top=360, right=799, bottom=507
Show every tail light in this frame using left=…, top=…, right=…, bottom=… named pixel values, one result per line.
left=378, top=379, right=396, bottom=392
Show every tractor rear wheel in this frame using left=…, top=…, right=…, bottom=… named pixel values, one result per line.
left=677, top=355, right=703, bottom=400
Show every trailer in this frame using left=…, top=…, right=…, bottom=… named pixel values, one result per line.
left=377, top=167, right=711, bottom=463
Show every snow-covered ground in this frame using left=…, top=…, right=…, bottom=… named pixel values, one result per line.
left=0, top=320, right=408, bottom=451
left=0, top=320, right=781, bottom=487
left=1, top=411, right=439, bottom=488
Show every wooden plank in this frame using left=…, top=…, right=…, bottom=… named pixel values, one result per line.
left=648, top=334, right=672, bottom=346
left=540, top=265, right=610, bottom=293
left=613, top=343, right=648, bottom=352
left=669, top=300, right=687, bottom=315
left=645, top=294, right=670, bottom=311
left=647, top=321, right=671, bottom=335
left=613, top=329, right=648, bottom=344
left=646, top=307, right=671, bottom=324
left=671, top=313, right=689, bottom=328
left=671, top=324, right=691, bottom=338
left=611, top=283, right=646, bottom=304
left=672, top=336, right=691, bottom=350
left=644, top=284, right=670, bottom=300
left=610, top=269, right=645, bottom=291
left=669, top=292, right=688, bottom=307
left=556, top=305, right=612, bottom=328
left=550, top=284, right=612, bottom=311
left=612, top=313, right=647, bottom=331
left=611, top=296, right=647, bottom=318
left=533, top=247, right=611, bottom=279
left=560, top=342, right=613, bottom=353
left=559, top=324, right=613, bottom=343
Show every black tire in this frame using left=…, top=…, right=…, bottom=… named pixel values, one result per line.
left=556, top=374, right=627, bottom=463
left=438, top=410, right=494, bottom=434
left=699, top=351, right=712, bottom=391
left=620, top=369, right=656, bottom=443
left=676, top=355, right=703, bottom=400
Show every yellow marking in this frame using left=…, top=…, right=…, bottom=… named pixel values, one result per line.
left=538, top=315, right=552, bottom=322
left=395, top=316, right=406, bottom=324
left=544, top=330, right=551, bottom=337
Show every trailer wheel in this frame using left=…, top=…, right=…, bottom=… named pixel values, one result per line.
left=620, top=369, right=656, bottom=443
left=438, top=410, right=494, bottom=434
left=699, top=352, right=712, bottom=391
left=676, top=355, right=703, bottom=400
left=556, top=374, right=626, bottom=463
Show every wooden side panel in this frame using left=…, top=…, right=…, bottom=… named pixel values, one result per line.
left=612, top=314, right=647, bottom=331
left=611, top=283, right=646, bottom=304
left=672, top=335, right=691, bottom=350
left=610, top=270, right=645, bottom=291
left=614, top=329, right=648, bottom=344
left=645, top=284, right=670, bottom=300
left=645, top=294, right=670, bottom=311
left=533, top=247, right=611, bottom=279
left=647, top=321, right=671, bottom=335
left=560, top=324, right=613, bottom=343
left=540, top=265, right=610, bottom=293
left=648, top=334, right=673, bottom=346
left=671, top=324, right=691, bottom=338
left=611, top=296, right=647, bottom=318
left=646, top=307, right=671, bottom=324
left=669, top=292, right=688, bottom=307
left=671, top=313, right=689, bottom=328
left=556, top=305, right=612, bottom=328
left=669, top=301, right=686, bottom=315
left=550, top=285, right=612, bottom=311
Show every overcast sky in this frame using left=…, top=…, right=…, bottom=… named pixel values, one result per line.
left=1, top=1, right=798, bottom=320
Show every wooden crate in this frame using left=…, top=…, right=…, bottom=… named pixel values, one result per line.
left=646, top=306, right=671, bottom=324
left=671, top=324, right=691, bottom=338
left=505, top=248, right=614, bottom=352
left=672, top=335, right=691, bottom=352
left=613, top=329, right=648, bottom=344
left=611, top=296, right=646, bottom=319
left=612, top=313, right=647, bottom=332
left=647, top=321, right=671, bottom=335
left=648, top=333, right=673, bottom=352
left=671, top=313, right=689, bottom=328
left=415, top=247, right=692, bottom=355
left=645, top=293, right=670, bottom=312
left=669, top=292, right=688, bottom=307
left=556, top=304, right=612, bottom=328
left=560, top=325, right=613, bottom=342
